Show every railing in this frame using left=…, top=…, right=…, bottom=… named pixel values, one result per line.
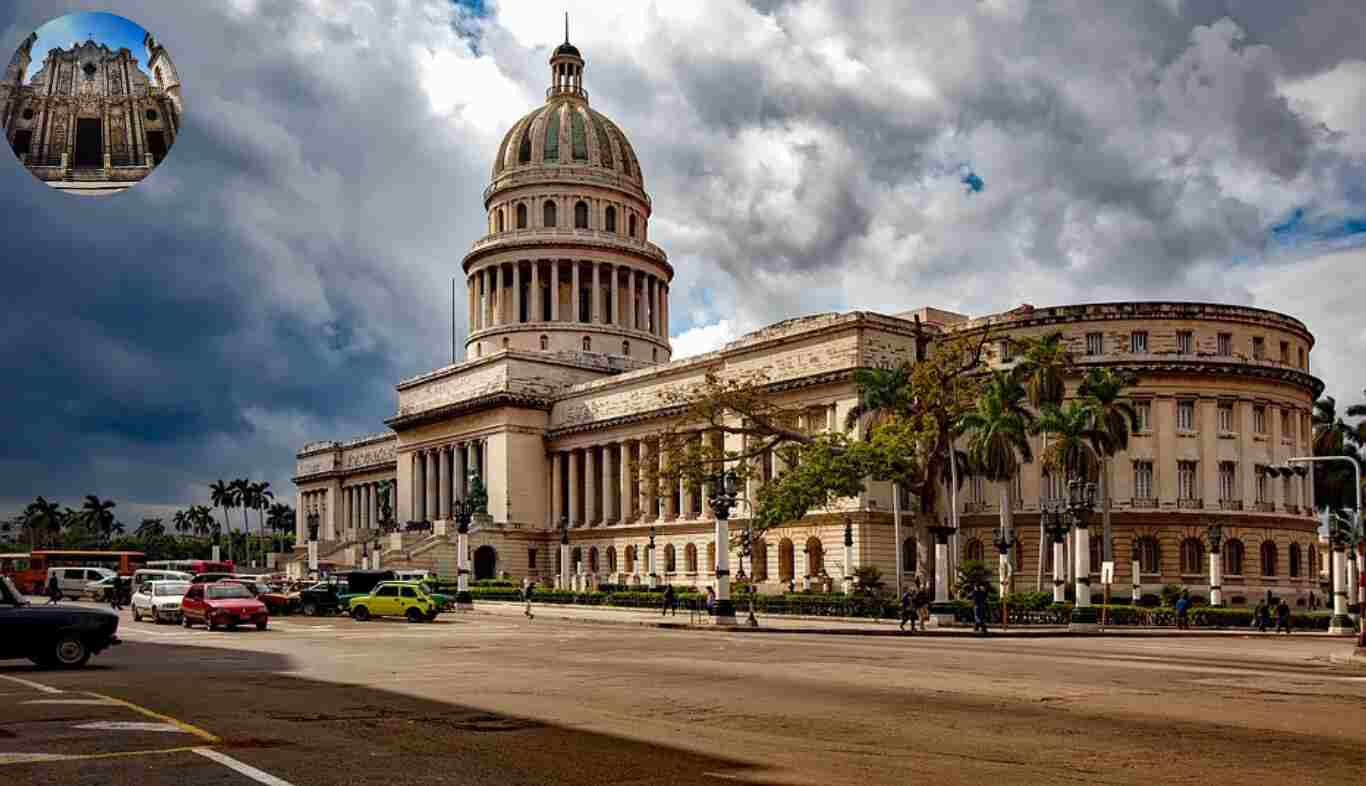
left=1254, top=501, right=1276, bottom=513
left=466, top=228, right=668, bottom=262
left=1177, top=498, right=1203, bottom=509
left=1219, top=499, right=1243, bottom=511
left=1130, top=497, right=1157, bottom=509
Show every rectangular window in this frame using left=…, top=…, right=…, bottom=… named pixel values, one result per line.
left=1255, top=467, right=1269, bottom=503
left=1217, top=403, right=1233, bottom=433
left=1298, top=347, right=1305, bottom=369
left=1218, top=462, right=1237, bottom=501
left=1130, top=331, right=1148, bottom=353
left=1280, top=410, right=1292, bottom=438
left=1252, top=336, right=1265, bottom=360
left=1218, top=333, right=1232, bottom=355
left=1086, top=332, right=1104, bottom=356
left=527, top=548, right=537, bottom=570
left=999, top=339, right=1013, bottom=361
left=1133, top=462, right=1153, bottom=499
left=1176, top=331, right=1193, bottom=354
left=1136, top=401, right=1151, bottom=432
left=1177, top=401, right=1195, bottom=432
left=1253, top=406, right=1267, bottom=434
left=1177, top=461, right=1198, bottom=500
left=1279, top=341, right=1289, bottom=364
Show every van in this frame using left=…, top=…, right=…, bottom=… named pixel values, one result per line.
left=47, top=566, right=115, bottom=598
left=132, top=569, right=194, bottom=590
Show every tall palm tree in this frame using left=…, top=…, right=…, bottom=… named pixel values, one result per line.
left=135, top=517, right=164, bottom=539
left=1312, top=396, right=1360, bottom=510
left=267, top=502, right=293, bottom=554
left=23, top=497, right=65, bottom=550
left=251, top=481, right=273, bottom=567
left=1035, top=402, right=1106, bottom=484
left=80, top=495, right=118, bottom=543
left=209, top=480, right=236, bottom=562
left=958, top=370, right=1034, bottom=588
left=230, top=479, right=252, bottom=567
left=846, top=364, right=915, bottom=591
left=1345, top=389, right=1366, bottom=447
left=171, top=509, right=189, bottom=538
left=1011, top=331, right=1072, bottom=590
left=1077, top=367, right=1140, bottom=565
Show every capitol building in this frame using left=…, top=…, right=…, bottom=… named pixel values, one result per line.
left=290, top=37, right=1325, bottom=607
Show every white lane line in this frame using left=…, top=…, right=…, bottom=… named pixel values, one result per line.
left=22, top=698, right=118, bottom=705
left=193, top=747, right=298, bottom=786
left=0, top=674, right=62, bottom=694
left=74, top=721, right=190, bottom=733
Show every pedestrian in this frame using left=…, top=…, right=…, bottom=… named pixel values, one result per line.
left=45, top=572, right=61, bottom=605
left=972, top=581, right=990, bottom=636
left=899, top=586, right=914, bottom=632
left=705, top=586, right=716, bottom=614
left=1174, top=592, right=1190, bottom=630
left=1275, top=597, right=1291, bottom=634
left=662, top=584, right=676, bottom=616
left=915, top=582, right=931, bottom=628
left=522, top=577, right=535, bottom=619
left=1254, top=600, right=1268, bottom=632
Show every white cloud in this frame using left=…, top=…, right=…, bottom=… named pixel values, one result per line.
left=671, top=319, right=744, bottom=359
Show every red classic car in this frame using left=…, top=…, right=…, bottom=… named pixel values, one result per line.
left=181, top=581, right=269, bottom=631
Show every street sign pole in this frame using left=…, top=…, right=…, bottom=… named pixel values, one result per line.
left=1100, top=561, right=1115, bottom=630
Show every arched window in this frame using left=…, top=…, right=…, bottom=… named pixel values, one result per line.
left=664, top=544, right=676, bottom=573
left=1307, top=544, right=1318, bottom=577
left=574, top=201, right=589, bottom=228
left=1042, top=539, right=1054, bottom=573
left=516, top=203, right=528, bottom=229
left=1136, top=536, right=1160, bottom=575
left=685, top=543, right=698, bottom=573
left=706, top=542, right=716, bottom=574
left=588, top=546, right=599, bottom=573
left=1180, top=537, right=1203, bottom=574
left=606, top=546, right=617, bottom=573
left=145, top=109, right=158, bottom=122
left=539, top=335, right=548, bottom=350
left=901, top=538, right=917, bottom=575
left=805, top=537, right=824, bottom=576
left=582, top=336, right=591, bottom=352
left=965, top=539, right=984, bottom=562
left=624, top=545, right=635, bottom=573
left=1259, top=541, right=1278, bottom=577
left=501, top=337, right=509, bottom=350
left=778, top=538, right=795, bottom=583
left=1224, top=539, right=1245, bottom=576
left=1289, top=543, right=1301, bottom=578
left=605, top=205, right=616, bottom=232
left=21, top=108, right=34, bottom=120
left=571, top=546, right=582, bottom=570
left=629, top=214, right=637, bottom=237
left=652, top=348, right=658, bottom=361
left=543, top=200, right=557, bottom=227
left=496, top=210, right=504, bottom=233
left=752, top=539, right=768, bottom=580
left=622, top=340, right=630, bottom=355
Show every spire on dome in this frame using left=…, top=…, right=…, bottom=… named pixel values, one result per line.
left=548, top=12, right=585, bottom=99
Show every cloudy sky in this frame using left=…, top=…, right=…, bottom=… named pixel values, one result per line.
left=2, top=0, right=1363, bottom=525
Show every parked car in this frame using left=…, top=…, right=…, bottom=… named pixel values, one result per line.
left=48, top=566, right=115, bottom=599
left=180, top=581, right=269, bottom=631
left=131, top=580, right=191, bottom=624
left=0, top=576, right=120, bottom=668
left=85, top=574, right=120, bottom=602
left=191, top=572, right=235, bottom=584
left=348, top=581, right=439, bottom=623
left=298, top=578, right=349, bottom=617
left=131, top=569, right=193, bottom=591
left=335, top=570, right=397, bottom=610
left=222, top=578, right=299, bottom=616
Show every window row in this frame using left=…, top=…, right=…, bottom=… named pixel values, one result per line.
left=965, top=534, right=1317, bottom=579
left=1080, top=329, right=1306, bottom=369
left=492, top=199, right=641, bottom=238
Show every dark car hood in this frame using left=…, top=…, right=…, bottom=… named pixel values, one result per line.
left=14, top=604, right=119, bottom=622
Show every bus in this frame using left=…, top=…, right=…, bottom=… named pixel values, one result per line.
left=1, top=550, right=146, bottom=595
left=145, top=559, right=235, bottom=576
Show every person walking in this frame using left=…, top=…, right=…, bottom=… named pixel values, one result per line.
left=662, top=584, right=676, bottom=616
left=972, top=581, right=990, bottom=636
left=522, top=577, right=535, bottom=619
left=1275, top=597, right=1291, bottom=634
left=899, top=586, right=914, bottom=632
left=1254, top=600, right=1269, bottom=632
left=1174, top=592, right=1190, bottom=630
left=915, top=581, right=931, bottom=628
left=45, top=572, right=61, bottom=605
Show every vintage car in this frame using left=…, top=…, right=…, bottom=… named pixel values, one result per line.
left=191, top=572, right=236, bottom=584
left=298, top=577, right=349, bottom=616
left=334, top=570, right=397, bottom=609
left=130, top=580, right=191, bottom=624
left=0, top=576, right=120, bottom=668
left=257, top=585, right=302, bottom=616
left=348, top=581, right=439, bottom=623
left=180, top=581, right=269, bottom=631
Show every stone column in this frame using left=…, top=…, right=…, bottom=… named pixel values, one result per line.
left=571, top=260, right=580, bottom=323
left=425, top=450, right=438, bottom=521
left=568, top=449, right=580, bottom=526
left=592, top=262, right=601, bottom=324
left=478, top=269, right=487, bottom=329
left=551, top=451, right=564, bottom=526
left=369, top=483, right=378, bottom=529
left=584, top=446, right=598, bottom=526
left=513, top=262, right=523, bottom=325
left=438, top=445, right=451, bottom=520
left=928, top=526, right=954, bottom=627
left=656, top=278, right=665, bottom=337
left=559, top=536, right=572, bottom=590
left=342, top=487, right=351, bottom=535
left=466, top=442, right=478, bottom=487
left=714, top=515, right=735, bottom=624
left=412, top=452, right=425, bottom=520
left=1069, top=520, right=1097, bottom=632
left=1053, top=534, right=1067, bottom=604
left=1208, top=551, right=1222, bottom=607
left=661, top=282, right=668, bottom=337
left=601, top=444, right=614, bottom=525
left=627, top=268, right=636, bottom=330
left=468, top=278, right=476, bottom=333
left=658, top=438, right=672, bottom=520
left=620, top=440, right=633, bottom=524
left=1330, top=546, right=1353, bottom=634
left=550, top=260, right=561, bottom=321
left=531, top=261, right=540, bottom=322
left=454, top=442, right=467, bottom=501
left=639, top=441, right=653, bottom=521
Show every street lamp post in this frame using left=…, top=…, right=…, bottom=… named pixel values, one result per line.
left=306, top=512, right=320, bottom=574
left=707, top=469, right=739, bottom=626
left=646, top=525, right=658, bottom=589
left=992, top=526, right=1011, bottom=628
left=450, top=469, right=484, bottom=611
left=1280, top=456, right=1361, bottom=641
left=1204, top=521, right=1224, bottom=607
left=557, top=515, right=570, bottom=591
left=1042, top=499, right=1069, bottom=604
left=1066, top=478, right=1099, bottom=633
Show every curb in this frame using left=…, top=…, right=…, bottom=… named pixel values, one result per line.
left=1327, top=647, right=1366, bottom=668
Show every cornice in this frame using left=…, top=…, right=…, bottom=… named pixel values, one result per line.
left=945, top=301, right=1314, bottom=346
left=461, top=230, right=672, bottom=278
left=1080, top=357, right=1324, bottom=398
left=385, top=391, right=552, bottom=431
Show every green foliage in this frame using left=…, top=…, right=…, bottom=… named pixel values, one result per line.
left=954, top=559, right=997, bottom=600
left=1159, top=584, right=1188, bottom=606
left=1004, top=591, right=1054, bottom=611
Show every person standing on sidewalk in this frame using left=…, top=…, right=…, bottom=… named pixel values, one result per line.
left=972, top=581, right=990, bottom=636
left=661, top=584, right=676, bottom=616
left=1174, top=592, right=1190, bottom=630
left=522, top=577, right=535, bottom=619
left=899, top=587, right=915, bottom=632
left=1275, top=597, right=1291, bottom=634
left=1254, top=599, right=1269, bottom=632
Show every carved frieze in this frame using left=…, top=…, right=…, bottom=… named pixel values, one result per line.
left=343, top=442, right=396, bottom=469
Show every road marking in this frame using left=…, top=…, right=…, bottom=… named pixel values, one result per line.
left=88, top=693, right=221, bottom=743
left=0, top=674, right=63, bottom=694
left=0, top=746, right=203, bottom=767
left=75, top=721, right=191, bottom=733
left=194, top=747, right=298, bottom=786
left=22, top=698, right=117, bottom=705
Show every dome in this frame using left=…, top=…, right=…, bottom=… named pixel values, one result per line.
left=491, top=100, right=643, bottom=185
left=554, top=41, right=581, bottom=57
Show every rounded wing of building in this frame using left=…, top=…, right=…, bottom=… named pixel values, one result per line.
left=462, top=37, right=672, bottom=365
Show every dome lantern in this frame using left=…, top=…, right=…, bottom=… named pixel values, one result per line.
left=548, top=13, right=585, bottom=100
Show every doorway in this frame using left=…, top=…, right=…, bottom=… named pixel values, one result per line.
left=473, top=546, right=497, bottom=581
left=74, top=118, right=102, bottom=168
left=146, top=131, right=167, bottom=165
left=10, top=129, right=32, bottom=158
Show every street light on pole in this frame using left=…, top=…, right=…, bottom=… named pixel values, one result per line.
left=1277, top=456, right=1361, bottom=641
left=706, top=468, right=739, bottom=626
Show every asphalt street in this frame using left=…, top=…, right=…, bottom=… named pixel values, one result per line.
left=3, top=599, right=1364, bottom=786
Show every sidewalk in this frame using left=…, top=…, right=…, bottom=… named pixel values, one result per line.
left=473, top=600, right=1352, bottom=638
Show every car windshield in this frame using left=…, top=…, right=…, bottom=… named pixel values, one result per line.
left=154, top=582, right=190, bottom=596
left=205, top=584, right=252, bottom=599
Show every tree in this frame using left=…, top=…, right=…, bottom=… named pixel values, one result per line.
left=209, top=480, right=236, bottom=561
left=1035, top=402, right=1105, bottom=483
left=135, top=517, right=164, bottom=539
left=230, top=479, right=252, bottom=566
left=846, top=364, right=915, bottom=593
left=958, top=369, right=1034, bottom=587
left=1312, top=396, right=1361, bottom=509
left=1076, top=367, right=1139, bottom=564
left=266, top=503, right=294, bottom=553
left=80, top=495, right=118, bottom=543
left=22, top=497, right=65, bottom=550
left=1012, top=331, right=1072, bottom=590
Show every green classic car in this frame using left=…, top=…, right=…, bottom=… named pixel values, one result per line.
left=340, top=579, right=450, bottom=612
left=348, top=581, right=440, bottom=623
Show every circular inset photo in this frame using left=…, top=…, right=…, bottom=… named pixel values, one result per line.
left=2, top=12, right=182, bottom=196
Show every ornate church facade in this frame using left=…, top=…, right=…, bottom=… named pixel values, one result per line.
left=2, top=31, right=180, bottom=194
left=290, top=38, right=1330, bottom=608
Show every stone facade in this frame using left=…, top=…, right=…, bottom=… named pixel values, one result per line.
left=2, top=32, right=178, bottom=193
left=290, top=41, right=1329, bottom=606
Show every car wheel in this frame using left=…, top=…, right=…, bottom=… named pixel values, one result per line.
left=131, top=605, right=141, bottom=622
left=256, top=620, right=268, bottom=631
left=406, top=608, right=423, bottom=623
left=52, top=635, right=90, bottom=669
left=182, top=614, right=192, bottom=628
left=206, top=617, right=217, bottom=632
left=303, top=601, right=317, bottom=617
left=351, top=606, right=370, bottom=622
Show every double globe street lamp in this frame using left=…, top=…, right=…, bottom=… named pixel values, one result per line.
left=450, top=470, right=487, bottom=610
left=1065, top=478, right=1098, bottom=632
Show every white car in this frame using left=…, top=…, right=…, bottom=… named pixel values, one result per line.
left=131, top=580, right=192, bottom=624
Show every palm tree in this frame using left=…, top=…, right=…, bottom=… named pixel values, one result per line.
left=22, top=497, right=64, bottom=550
left=959, top=371, right=1034, bottom=590
left=1011, top=331, right=1072, bottom=591
left=80, top=496, right=118, bottom=543
left=1035, top=402, right=1105, bottom=484
left=209, top=480, right=236, bottom=562
left=171, top=509, right=189, bottom=538
left=1345, top=389, right=1366, bottom=448
left=267, top=502, right=294, bottom=553
left=846, top=364, right=915, bottom=592
left=230, top=479, right=253, bottom=566
left=1076, top=367, right=1139, bottom=566
left=1312, top=396, right=1360, bottom=510
left=135, top=517, right=164, bottom=539
left=251, top=481, right=273, bottom=567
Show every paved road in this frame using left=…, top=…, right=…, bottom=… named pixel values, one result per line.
left=3, top=600, right=1364, bottom=785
